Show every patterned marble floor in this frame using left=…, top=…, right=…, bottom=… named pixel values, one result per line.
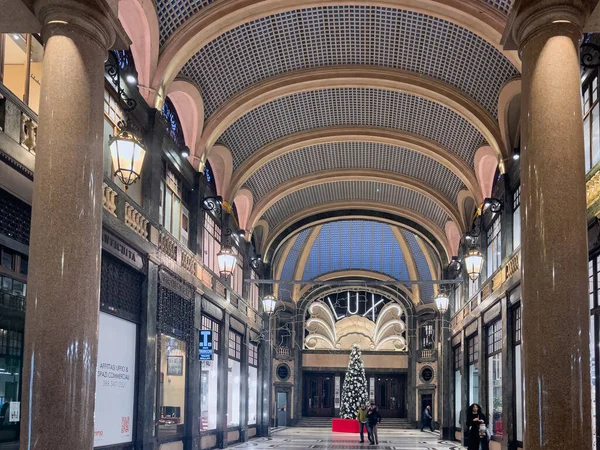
left=229, top=427, right=466, bottom=449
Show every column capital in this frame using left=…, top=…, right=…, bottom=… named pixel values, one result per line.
left=511, top=0, right=596, bottom=49
left=34, top=0, right=130, bottom=50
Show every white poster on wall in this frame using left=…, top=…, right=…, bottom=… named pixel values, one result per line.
left=94, top=312, right=137, bottom=447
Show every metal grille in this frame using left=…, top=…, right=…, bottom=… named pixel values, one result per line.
left=0, top=188, right=31, bottom=246
left=245, top=141, right=464, bottom=202
left=182, top=6, right=518, bottom=118
left=158, top=275, right=195, bottom=352
left=100, top=252, right=144, bottom=321
left=155, top=0, right=215, bottom=46
left=220, top=88, right=485, bottom=168
left=453, top=345, right=462, bottom=370
left=262, top=180, right=450, bottom=230
left=487, top=319, right=502, bottom=356
left=468, top=335, right=478, bottom=364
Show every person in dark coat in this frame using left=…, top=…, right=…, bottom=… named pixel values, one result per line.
left=466, top=403, right=490, bottom=450
left=366, top=402, right=382, bottom=445
left=420, top=405, right=433, bottom=432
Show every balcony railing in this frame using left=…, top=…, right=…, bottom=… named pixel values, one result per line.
left=0, top=292, right=26, bottom=312
left=0, top=83, right=38, bottom=156
left=418, top=349, right=437, bottom=361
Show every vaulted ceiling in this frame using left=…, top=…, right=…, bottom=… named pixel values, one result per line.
left=129, top=0, right=521, bottom=289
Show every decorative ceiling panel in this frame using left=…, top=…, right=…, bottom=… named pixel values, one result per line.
left=402, top=229, right=434, bottom=302
left=261, top=180, right=450, bottom=229
left=302, top=221, right=410, bottom=282
left=182, top=6, right=518, bottom=118
left=221, top=88, right=485, bottom=168
left=244, top=141, right=465, bottom=203
left=155, top=0, right=215, bottom=47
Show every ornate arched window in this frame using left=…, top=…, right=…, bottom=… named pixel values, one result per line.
left=203, top=160, right=217, bottom=195
left=162, top=98, right=185, bottom=148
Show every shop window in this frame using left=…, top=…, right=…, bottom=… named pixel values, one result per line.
left=248, top=343, right=259, bottom=425
left=468, top=277, right=479, bottom=300
left=160, top=166, right=190, bottom=247
left=0, top=275, right=26, bottom=311
left=19, top=256, right=27, bottom=275
left=231, top=258, right=244, bottom=297
left=227, top=331, right=242, bottom=427
left=467, top=336, right=479, bottom=406
left=200, top=315, right=220, bottom=431
left=249, top=271, right=259, bottom=311
left=514, top=306, right=523, bottom=443
left=203, top=213, right=221, bottom=275
left=454, top=285, right=462, bottom=313
left=420, top=323, right=435, bottom=349
left=0, top=326, right=23, bottom=443
left=0, top=248, right=13, bottom=271
left=512, top=186, right=521, bottom=251
left=453, top=346, right=462, bottom=429
left=486, top=216, right=502, bottom=277
left=158, top=335, right=186, bottom=437
left=583, top=71, right=600, bottom=173
left=487, top=320, right=503, bottom=437
left=1, top=34, right=43, bottom=114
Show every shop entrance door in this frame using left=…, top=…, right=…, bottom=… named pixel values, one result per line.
left=374, top=375, right=407, bottom=418
left=304, top=373, right=334, bottom=417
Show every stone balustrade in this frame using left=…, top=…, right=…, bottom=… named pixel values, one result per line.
left=180, top=246, right=198, bottom=276
left=102, top=182, right=117, bottom=216
left=159, top=231, right=178, bottom=261
left=125, top=202, right=149, bottom=239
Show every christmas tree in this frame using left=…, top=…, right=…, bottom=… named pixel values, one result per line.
left=340, top=344, right=369, bottom=419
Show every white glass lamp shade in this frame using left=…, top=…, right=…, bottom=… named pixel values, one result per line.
left=109, top=130, right=146, bottom=187
left=217, top=246, right=237, bottom=278
left=435, top=292, right=450, bottom=314
left=262, top=295, right=277, bottom=315
left=464, top=248, right=484, bottom=281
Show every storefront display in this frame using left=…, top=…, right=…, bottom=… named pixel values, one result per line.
left=94, top=312, right=137, bottom=447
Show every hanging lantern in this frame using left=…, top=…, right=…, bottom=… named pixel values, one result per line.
left=262, top=294, right=277, bottom=315
left=109, top=128, right=146, bottom=188
left=464, top=248, right=484, bottom=281
left=217, top=246, right=237, bottom=278
left=434, top=292, right=450, bottom=314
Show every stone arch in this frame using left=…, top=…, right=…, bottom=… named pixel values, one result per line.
left=118, top=0, right=159, bottom=103
left=206, top=145, right=233, bottom=196
left=474, top=145, right=499, bottom=199
left=233, top=188, right=253, bottom=234
left=167, top=78, right=205, bottom=167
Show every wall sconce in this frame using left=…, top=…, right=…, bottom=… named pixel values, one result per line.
left=109, top=122, right=146, bottom=189
left=262, top=294, right=277, bottom=315
left=250, top=256, right=262, bottom=270
left=202, top=196, right=238, bottom=279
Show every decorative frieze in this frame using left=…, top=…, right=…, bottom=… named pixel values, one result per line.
left=588, top=170, right=600, bottom=207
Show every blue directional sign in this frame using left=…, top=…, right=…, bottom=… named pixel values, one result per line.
left=199, top=330, right=213, bottom=361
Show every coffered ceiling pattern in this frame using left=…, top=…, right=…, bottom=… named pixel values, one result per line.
left=219, top=88, right=486, bottom=168
left=148, top=0, right=519, bottom=266
left=181, top=6, right=518, bottom=118
left=244, top=141, right=465, bottom=203
left=261, top=181, right=450, bottom=230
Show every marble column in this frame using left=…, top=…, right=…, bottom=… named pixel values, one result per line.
left=515, top=3, right=594, bottom=448
left=20, top=2, right=125, bottom=448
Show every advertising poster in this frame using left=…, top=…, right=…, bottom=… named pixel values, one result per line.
left=94, top=313, right=137, bottom=447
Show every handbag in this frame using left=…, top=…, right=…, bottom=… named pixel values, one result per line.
left=478, top=423, right=491, bottom=442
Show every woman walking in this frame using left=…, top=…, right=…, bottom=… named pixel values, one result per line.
left=465, top=403, right=490, bottom=450
left=366, top=402, right=382, bottom=445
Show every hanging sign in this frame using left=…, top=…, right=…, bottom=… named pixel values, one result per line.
left=8, top=402, right=19, bottom=422
left=199, top=330, right=214, bottom=361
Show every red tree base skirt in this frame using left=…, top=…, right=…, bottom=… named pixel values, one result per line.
left=331, top=418, right=360, bottom=433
